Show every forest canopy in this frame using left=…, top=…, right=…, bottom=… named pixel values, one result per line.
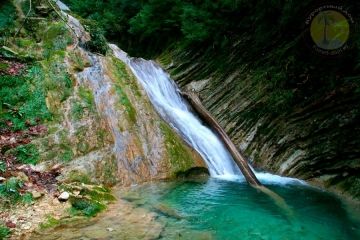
left=64, top=0, right=347, bottom=56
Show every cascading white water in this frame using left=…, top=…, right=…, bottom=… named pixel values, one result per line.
left=110, top=44, right=304, bottom=185
left=130, top=60, right=241, bottom=178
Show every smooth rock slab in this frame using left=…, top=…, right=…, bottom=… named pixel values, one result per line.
left=29, top=199, right=164, bottom=240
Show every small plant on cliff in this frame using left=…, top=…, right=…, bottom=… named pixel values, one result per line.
left=64, top=184, right=115, bottom=217
left=0, top=177, right=23, bottom=202
left=14, top=144, right=39, bottom=165
left=0, top=224, right=10, bottom=240
left=0, top=177, right=33, bottom=207
left=70, top=199, right=105, bottom=217
left=0, top=161, right=6, bottom=173
left=81, top=20, right=109, bottom=55
left=71, top=102, right=84, bottom=120
left=39, top=215, right=61, bottom=229
left=78, top=86, right=95, bottom=112
left=0, top=65, right=51, bottom=131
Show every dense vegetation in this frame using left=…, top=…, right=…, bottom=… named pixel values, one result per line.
left=63, top=0, right=359, bottom=55
left=63, top=0, right=360, bottom=111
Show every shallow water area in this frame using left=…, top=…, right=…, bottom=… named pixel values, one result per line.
left=34, top=177, right=360, bottom=240
left=121, top=178, right=360, bottom=240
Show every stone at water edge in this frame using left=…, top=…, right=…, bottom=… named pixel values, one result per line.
left=154, top=203, right=183, bottom=219
left=58, top=192, right=70, bottom=201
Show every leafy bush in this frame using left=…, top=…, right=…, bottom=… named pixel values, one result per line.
left=0, top=177, right=33, bottom=207
left=43, top=60, right=73, bottom=103
left=0, top=224, right=10, bottom=240
left=78, top=86, right=95, bottom=112
left=0, top=0, right=16, bottom=45
left=71, top=102, right=84, bottom=120
left=64, top=184, right=114, bottom=217
left=81, top=20, right=109, bottom=55
left=0, top=65, right=51, bottom=131
left=70, top=199, right=105, bottom=217
left=14, top=144, right=39, bottom=165
left=21, top=192, right=33, bottom=204
left=0, top=177, right=23, bottom=202
left=0, top=161, right=6, bottom=173
left=41, top=22, right=73, bottom=59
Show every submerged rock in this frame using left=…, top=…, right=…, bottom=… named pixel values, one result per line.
left=153, top=203, right=183, bottom=220
left=29, top=199, right=164, bottom=240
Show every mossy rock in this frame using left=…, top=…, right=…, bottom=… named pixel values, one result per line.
left=160, top=122, right=201, bottom=176
left=61, top=183, right=115, bottom=217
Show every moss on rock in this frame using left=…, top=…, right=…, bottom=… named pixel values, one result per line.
left=160, top=122, right=199, bottom=176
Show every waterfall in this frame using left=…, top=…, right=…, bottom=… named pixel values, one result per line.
left=110, top=44, right=304, bottom=185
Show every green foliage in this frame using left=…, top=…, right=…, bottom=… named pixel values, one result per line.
left=41, top=22, right=73, bottom=59
left=78, top=86, right=95, bottom=112
left=71, top=87, right=95, bottom=120
left=0, top=65, right=51, bottom=131
left=180, top=4, right=213, bottom=42
left=71, top=102, right=84, bottom=120
left=0, top=224, right=10, bottom=240
left=63, top=0, right=141, bottom=51
left=39, top=215, right=61, bottom=229
left=114, top=85, right=136, bottom=123
left=81, top=19, right=109, bottom=55
left=68, top=51, right=86, bottom=71
left=0, top=0, right=15, bottom=27
left=111, top=58, right=138, bottom=122
left=62, top=183, right=114, bottom=217
left=42, top=58, right=73, bottom=106
left=66, top=171, right=92, bottom=184
left=0, top=161, right=6, bottom=173
left=129, top=0, right=181, bottom=37
left=53, top=130, right=74, bottom=162
left=70, top=199, right=105, bottom=217
left=0, top=0, right=16, bottom=45
left=0, top=177, right=23, bottom=202
left=61, top=149, right=73, bottom=162
left=160, top=122, right=195, bottom=175
left=14, top=144, right=39, bottom=165
left=82, top=186, right=115, bottom=202
left=21, top=192, right=33, bottom=204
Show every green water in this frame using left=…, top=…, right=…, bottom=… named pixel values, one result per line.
left=122, top=178, right=359, bottom=240
left=33, top=178, right=360, bottom=240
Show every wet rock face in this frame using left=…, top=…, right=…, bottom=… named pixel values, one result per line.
left=65, top=48, right=205, bottom=185
left=64, top=53, right=203, bottom=185
left=28, top=6, right=205, bottom=187
left=158, top=51, right=360, bottom=201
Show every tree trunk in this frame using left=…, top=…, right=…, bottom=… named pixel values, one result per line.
left=180, top=91, right=295, bottom=219
left=181, top=91, right=262, bottom=187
